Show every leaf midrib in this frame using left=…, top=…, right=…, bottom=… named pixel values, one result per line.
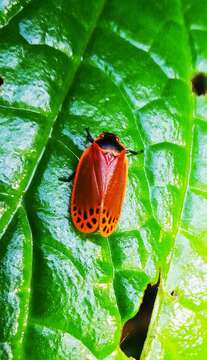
left=23, top=0, right=106, bottom=350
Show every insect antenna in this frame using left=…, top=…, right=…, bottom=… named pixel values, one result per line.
left=85, top=128, right=94, bottom=143
left=126, top=149, right=144, bottom=156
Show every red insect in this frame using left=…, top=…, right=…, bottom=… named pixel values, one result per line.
left=69, top=130, right=143, bottom=237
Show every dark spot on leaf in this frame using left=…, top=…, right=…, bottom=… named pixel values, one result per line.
left=80, top=223, right=84, bottom=229
left=90, top=208, right=94, bottom=215
left=74, top=212, right=77, bottom=217
left=96, top=208, right=100, bottom=214
left=103, top=209, right=106, bottom=214
left=192, top=73, right=207, bottom=96
left=106, top=211, right=109, bottom=217
left=77, top=217, right=81, bottom=223
left=103, top=225, right=107, bottom=232
left=91, top=218, right=97, bottom=224
left=73, top=206, right=77, bottom=211
left=86, top=222, right=92, bottom=229
left=0, top=77, right=4, bottom=86
left=120, top=278, right=159, bottom=359
left=109, top=217, right=112, bottom=224
left=78, top=209, right=82, bottom=215
left=110, top=225, right=113, bottom=231
left=102, top=217, right=106, bottom=224
left=84, top=211, right=88, bottom=220
left=106, top=228, right=109, bottom=233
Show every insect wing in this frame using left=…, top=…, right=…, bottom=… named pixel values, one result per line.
left=100, top=152, right=128, bottom=237
left=71, top=145, right=102, bottom=233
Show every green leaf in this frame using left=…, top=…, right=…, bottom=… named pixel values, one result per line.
left=0, top=0, right=105, bottom=238
left=0, top=0, right=207, bottom=359
left=142, top=1, right=207, bottom=358
left=0, top=0, right=31, bottom=28
left=0, top=207, right=32, bottom=359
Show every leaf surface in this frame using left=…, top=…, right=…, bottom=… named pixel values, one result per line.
left=142, top=1, right=207, bottom=358
left=0, top=0, right=31, bottom=28
left=0, top=0, right=206, bottom=359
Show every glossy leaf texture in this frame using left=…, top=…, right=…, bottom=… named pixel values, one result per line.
left=0, top=0, right=206, bottom=359
left=142, top=1, right=207, bottom=358
left=0, top=0, right=31, bottom=28
left=0, top=0, right=105, bottom=238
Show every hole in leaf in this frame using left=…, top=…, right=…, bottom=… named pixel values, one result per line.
left=192, top=73, right=207, bottom=96
left=170, top=290, right=176, bottom=297
left=0, top=77, right=4, bottom=86
left=120, top=279, right=159, bottom=359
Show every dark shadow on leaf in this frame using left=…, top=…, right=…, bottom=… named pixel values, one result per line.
left=192, top=73, right=207, bottom=96
left=120, top=279, right=159, bottom=359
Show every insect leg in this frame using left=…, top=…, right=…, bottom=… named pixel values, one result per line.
left=126, top=149, right=144, bottom=156
left=85, top=128, right=94, bottom=143
left=59, top=172, right=75, bottom=182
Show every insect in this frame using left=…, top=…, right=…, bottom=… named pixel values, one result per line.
left=63, top=130, right=143, bottom=237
